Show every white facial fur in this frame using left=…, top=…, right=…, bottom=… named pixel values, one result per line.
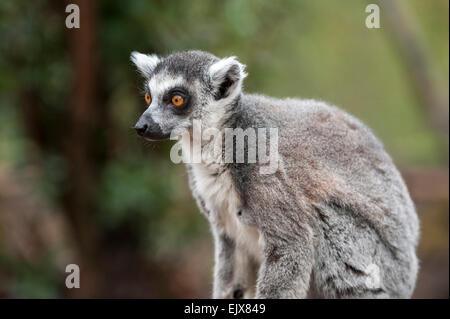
left=145, top=73, right=185, bottom=123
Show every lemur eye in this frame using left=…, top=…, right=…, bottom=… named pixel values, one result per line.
left=171, top=95, right=184, bottom=107
left=145, top=93, right=152, bottom=105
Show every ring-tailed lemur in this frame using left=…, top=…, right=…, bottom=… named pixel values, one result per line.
left=131, top=50, right=419, bottom=299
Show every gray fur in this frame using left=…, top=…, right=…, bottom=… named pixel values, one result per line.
left=131, top=50, right=420, bottom=299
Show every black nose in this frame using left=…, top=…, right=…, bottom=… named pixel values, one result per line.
left=135, top=124, right=148, bottom=136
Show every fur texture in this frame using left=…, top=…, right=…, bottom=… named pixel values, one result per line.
left=131, top=50, right=420, bottom=299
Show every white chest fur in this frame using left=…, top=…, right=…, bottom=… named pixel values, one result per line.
left=190, top=163, right=264, bottom=262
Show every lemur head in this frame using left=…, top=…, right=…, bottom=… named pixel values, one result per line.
left=131, top=50, right=247, bottom=140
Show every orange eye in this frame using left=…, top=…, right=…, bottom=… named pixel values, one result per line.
left=171, top=95, right=184, bottom=107
left=145, top=93, right=152, bottom=104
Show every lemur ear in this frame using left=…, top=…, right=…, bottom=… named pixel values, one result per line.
left=209, top=56, right=247, bottom=100
left=130, top=51, right=160, bottom=78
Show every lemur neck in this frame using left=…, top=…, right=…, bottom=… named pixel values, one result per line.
left=216, top=93, right=244, bottom=131
left=180, top=94, right=245, bottom=167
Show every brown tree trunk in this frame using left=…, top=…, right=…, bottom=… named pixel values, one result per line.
left=63, top=0, right=103, bottom=298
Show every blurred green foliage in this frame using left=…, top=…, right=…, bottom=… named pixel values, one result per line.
left=0, top=0, right=448, bottom=297
left=0, top=252, right=60, bottom=298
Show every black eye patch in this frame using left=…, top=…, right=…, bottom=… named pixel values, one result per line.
left=163, top=87, right=191, bottom=113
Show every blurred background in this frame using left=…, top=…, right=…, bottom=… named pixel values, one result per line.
left=0, top=0, right=448, bottom=298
